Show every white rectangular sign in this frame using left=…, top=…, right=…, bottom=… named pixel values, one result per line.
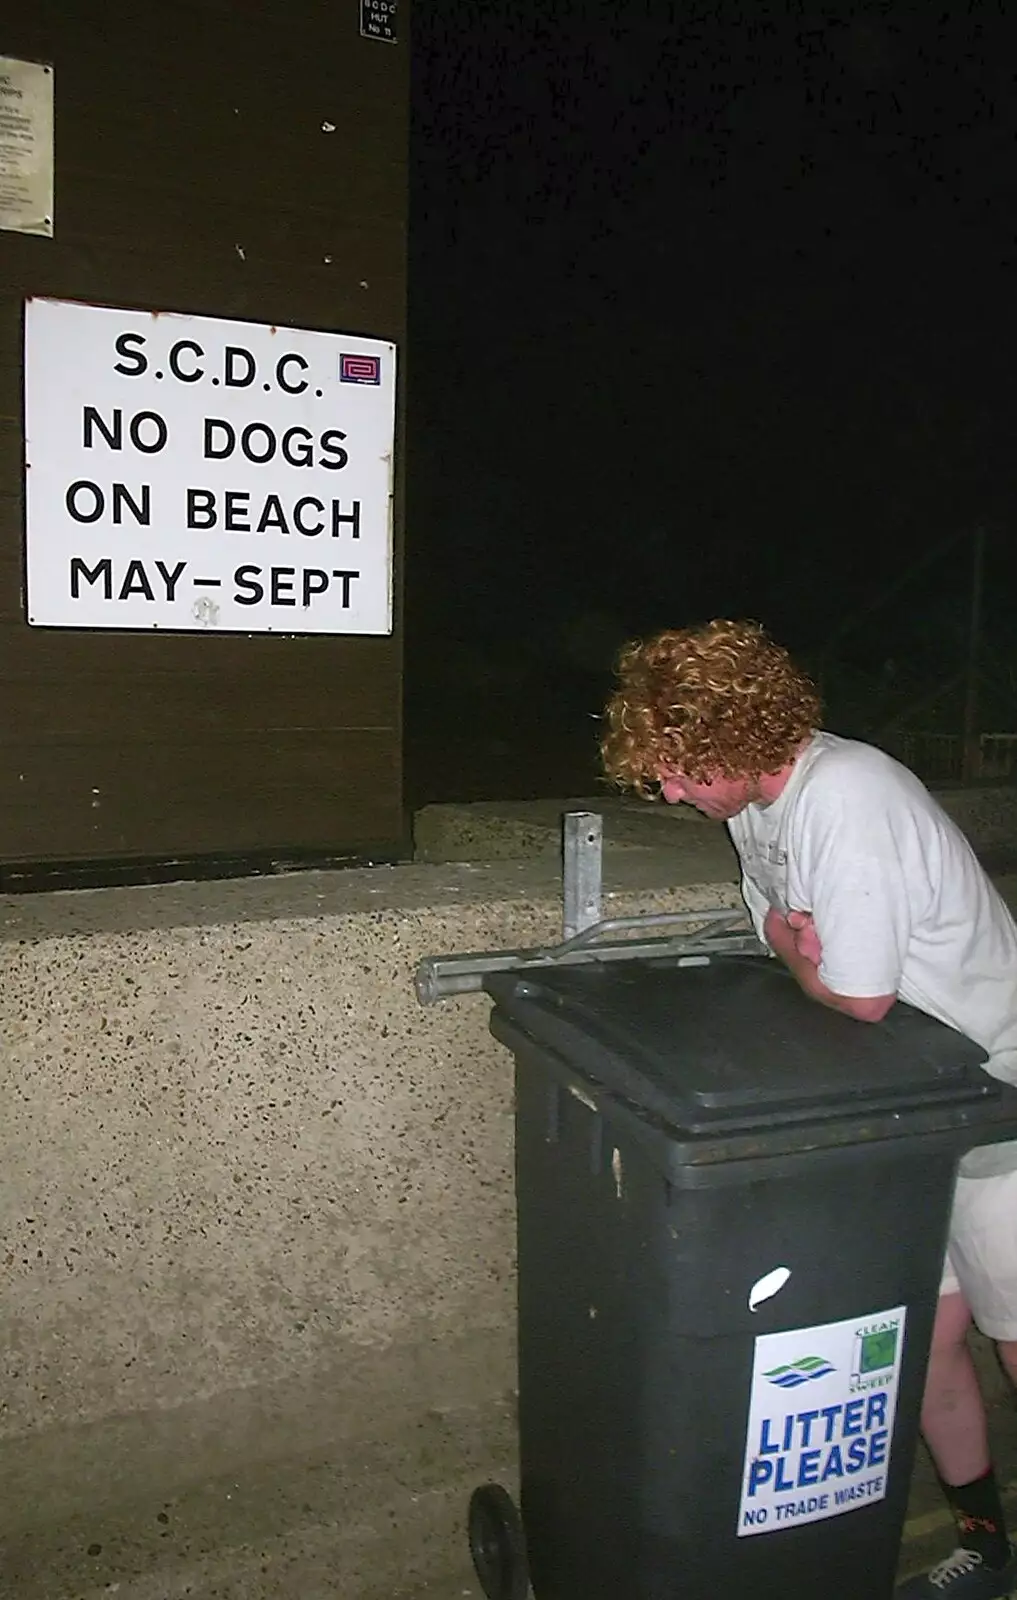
left=24, top=298, right=396, bottom=634
left=0, top=57, right=53, bottom=237
left=738, top=1303, right=906, bottom=1537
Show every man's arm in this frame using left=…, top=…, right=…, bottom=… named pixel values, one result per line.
left=763, top=907, right=896, bottom=1023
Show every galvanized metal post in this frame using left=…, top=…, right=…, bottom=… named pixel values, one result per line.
left=562, top=812, right=603, bottom=941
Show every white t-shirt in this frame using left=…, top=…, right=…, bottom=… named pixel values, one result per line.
left=728, top=731, right=1017, bottom=1176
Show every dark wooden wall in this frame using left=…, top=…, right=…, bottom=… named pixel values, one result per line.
left=0, top=0, right=407, bottom=872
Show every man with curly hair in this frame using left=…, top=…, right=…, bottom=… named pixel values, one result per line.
left=602, top=618, right=1017, bottom=1600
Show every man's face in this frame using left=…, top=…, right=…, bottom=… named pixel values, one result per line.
left=658, top=768, right=756, bottom=820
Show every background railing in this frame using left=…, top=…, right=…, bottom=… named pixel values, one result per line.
left=819, top=524, right=1017, bottom=787
left=886, top=731, right=1017, bottom=785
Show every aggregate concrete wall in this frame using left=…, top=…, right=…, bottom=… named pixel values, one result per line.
left=0, top=852, right=741, bottom=1584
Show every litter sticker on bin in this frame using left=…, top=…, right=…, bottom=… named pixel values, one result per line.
left=737, top=1304, right=907, bottom=1537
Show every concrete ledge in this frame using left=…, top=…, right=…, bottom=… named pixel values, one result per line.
left=413, top=792, right=714, bottom=865
left=0, top=860, right=742, bottom=1442
left=0, top=837, right=741, bottom=1437
left=413, top=784, right=1017, bottom=868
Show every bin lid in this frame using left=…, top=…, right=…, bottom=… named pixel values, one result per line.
left=485, top=955, right=992, bottom=1135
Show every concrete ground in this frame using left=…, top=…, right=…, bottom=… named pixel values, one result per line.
left=6, top=1353, right=1017, bottom=1598
left=900, top=1399, right=1017, bottom=1584
left=0, top=1335, right=517, bottom=1600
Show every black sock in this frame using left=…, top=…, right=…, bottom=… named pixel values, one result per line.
left=944, top=1468, right=1011, bottom=1568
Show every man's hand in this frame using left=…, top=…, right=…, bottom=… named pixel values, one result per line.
left=764, top=906, right=821, bottom=967
left=786, top=908, right=822, bottom=966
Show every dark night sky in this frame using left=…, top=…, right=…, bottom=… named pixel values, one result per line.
left=405, top=4, right=1017, bottom=788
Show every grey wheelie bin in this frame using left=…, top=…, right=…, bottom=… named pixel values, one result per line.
left=466, top=952, right=1017, bottom=1600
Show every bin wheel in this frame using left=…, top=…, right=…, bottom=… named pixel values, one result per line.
left=468, top=1482, right=529, bottom=1600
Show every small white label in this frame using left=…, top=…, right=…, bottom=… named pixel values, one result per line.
left=737, top=1304, right=906, bottom=1537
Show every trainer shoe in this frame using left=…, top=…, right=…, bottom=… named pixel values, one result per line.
left=897, top=1545, right=1017, bottom=1598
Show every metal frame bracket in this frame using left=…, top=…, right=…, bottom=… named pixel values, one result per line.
left=415, top=809, right=761, bottom=1004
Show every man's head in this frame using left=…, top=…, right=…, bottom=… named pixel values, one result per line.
left=600, top=618, right=821, bottom=815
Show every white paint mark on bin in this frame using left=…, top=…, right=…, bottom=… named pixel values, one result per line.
left=567, top=1083, right=597, bottom=1112
left=748, top=1266, right=791, bottom=1313
left=611, top=1147, right=623, bottom=1199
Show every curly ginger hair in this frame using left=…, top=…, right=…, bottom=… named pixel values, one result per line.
left=601, top=619, right=822, bottom=794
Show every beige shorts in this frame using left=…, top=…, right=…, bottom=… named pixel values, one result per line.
left=941, top=1168, right=1017, bottom=1340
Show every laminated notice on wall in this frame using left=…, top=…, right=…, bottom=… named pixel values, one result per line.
left=738, top=1304, right=907, bottom=1537
left=0, top=56, right=53, bottom=237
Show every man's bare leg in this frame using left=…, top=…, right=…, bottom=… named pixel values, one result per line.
left=922, top=1293, right=992, bottom=1483
left=898, top=1293, right=1014, bottom=1596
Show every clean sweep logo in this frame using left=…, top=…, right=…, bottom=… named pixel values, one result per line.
left=764, top=1356, right=836, bottom=1390
left=850, top=1319, right=902, bottom=1393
